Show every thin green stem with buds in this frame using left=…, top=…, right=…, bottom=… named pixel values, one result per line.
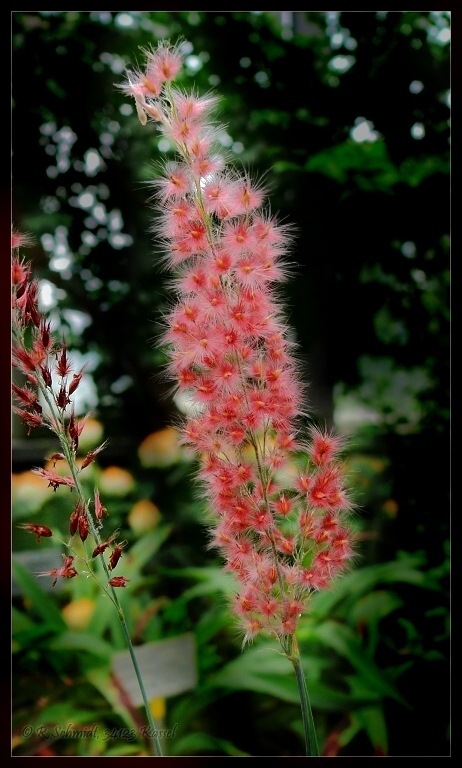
left=38, top=380, right=164, bottom=758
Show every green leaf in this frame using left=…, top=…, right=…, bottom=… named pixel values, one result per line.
left=173, top=732, right=250, bottom=756
left=349, top=590, right=404, bottom=627
left=305, top=140, right=399, bottom=189
left=12, top=622, right=62, bottom=652
left=12, top=605, right=36, bottom=634
left=399, top=155, right=449, bottom=187
left=212, top=667, right=299, bottom=703
left=85, top=666, right=143, bottom=734
left=103, top=744, right=144, bottom=756
left=168, top=687, right=224, bottom=734
left=12, top=557, right=66, bottom=629
left=335, top=718, right=362, bottom=749
left=353, top=706, right=389, bottom=754
left=28, top=701, right=102, bottom=731
left=194, top=604, right=232, bottom=646
left=49, top=629, right=116, bottom=658
left=122, top=525, right=172, bottom=577
left=308, top=554, right=440, bottom=618
left=207, top=642, right=378, bottom=710
left=160, top=566, right=238, bottom=599
left=313, top=621, right=408, bottom=706
left=85, top=590, right=116, bottom=636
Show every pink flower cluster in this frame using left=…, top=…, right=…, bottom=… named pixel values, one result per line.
left=122, top=41, right=355, bottom=643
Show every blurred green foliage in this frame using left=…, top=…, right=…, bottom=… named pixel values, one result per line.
left=12, top=11, right=449, bottom=757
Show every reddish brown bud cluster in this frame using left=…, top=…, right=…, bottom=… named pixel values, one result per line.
left=12, top=233, right=127, bottom=613
left=12, top=407, right=43, bottom=435
left=94, top=488, right=108, bottom=520
left=47, top=452, right=65, bottom=467
left=78, top=512, right=89, bottom=542
left=17, top=523, right=53, bottom=543
left=81, top=441, right=109, bottom=470
left=56, top=383, right=71, bottom=410
left=69, top=367, right=86, bottom=396
left=108, top=541, right=127, bottom=571
left=11, top=250, right=88, bottom=445
left=37, top=554, right=78, bottom=587
left=91, top=531, right=118, bottom=558
left=67, top=410, right=89, bottom=453
left=12, top=383, right=42, bottom=413
left=69, top=501, right=90, bottom=542
left=55, top=341, right=72, bottom=378
left=108, top=576, right=130, bottom=588
left=32, top=467, right=75, bottom=492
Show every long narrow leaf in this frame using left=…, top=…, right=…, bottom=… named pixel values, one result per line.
left=12, top=557, right=66, bottom=629
left=122, top=526, right=172, bottom=578
left=314, top=621, right=408, bottom=706
left=49, top=630, right=115, bottom=659
left=309, top=555, right=440, bottom=618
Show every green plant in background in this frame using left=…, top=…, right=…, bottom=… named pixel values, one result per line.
left=11, top=238, right=170, bottom=756
left=12, top=415, right=188, bottom=756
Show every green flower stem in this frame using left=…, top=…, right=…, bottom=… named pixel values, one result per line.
left=284, top=635, right=319, bottom=757
left=38, top=382, right=164, bottom=758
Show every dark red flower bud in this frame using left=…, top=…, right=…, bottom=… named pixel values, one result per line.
left=12, top=347, right=36, bottom=374
left=11, top=383, right=41, bottom=412
left=15, top=279, right=27, bottom=300
left=81, top=440, right=109, bottom=470
left=32, top=467, right=75, bottom=491
left=40, top=319, right=52, bottom=352
left=108, top=576, right=130, bottom=588
left=69, top=501, right=84, bottom=536
left=91, top=531, right=118, bottom=558
left=13, top=407, right=43, bottom=435
left=17, top=523, right=53, bottom=543
left=69, top=506, right=80, bottom=536
left=56, top=384, right=71, bottom=410
left=94, top=488, right=108, bottom=520
left=55, top=341, right=72, bottom=377
left=67, top=409, right=82, bottom=452
left=78, top=512, right=89, bottom=542
left=47, top=452, right=66, bottom=468
left=25, top=280, right=41, bottom=327
left=37, top=554, right=78, bottom=587
left=108, top=541, right=127, bottom=571
left=68, top=367, right=86, bottom=396
left=39, top=364, right=53, bottom=388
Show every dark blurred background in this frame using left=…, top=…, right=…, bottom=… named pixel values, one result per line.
left=12, top=12, right=450, bottom=757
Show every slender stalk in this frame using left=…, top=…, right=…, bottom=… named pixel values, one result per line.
left=39, top=382, right=164, bottom=758
left=284, top=635, right=319, bottom=757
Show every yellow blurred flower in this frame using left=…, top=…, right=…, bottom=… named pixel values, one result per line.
left=138, top=427, right=182, bottom=468
left=98, top=466, right=135, bottom=496
left=12, top=470, right=55, bottom=513
left=150, top=697, right=166, bottom=720
left=62, top=597, right=96, bottom=630
left=128, top=499, right=161, bottom=535
left=78, top=417, right=104, bottom=452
